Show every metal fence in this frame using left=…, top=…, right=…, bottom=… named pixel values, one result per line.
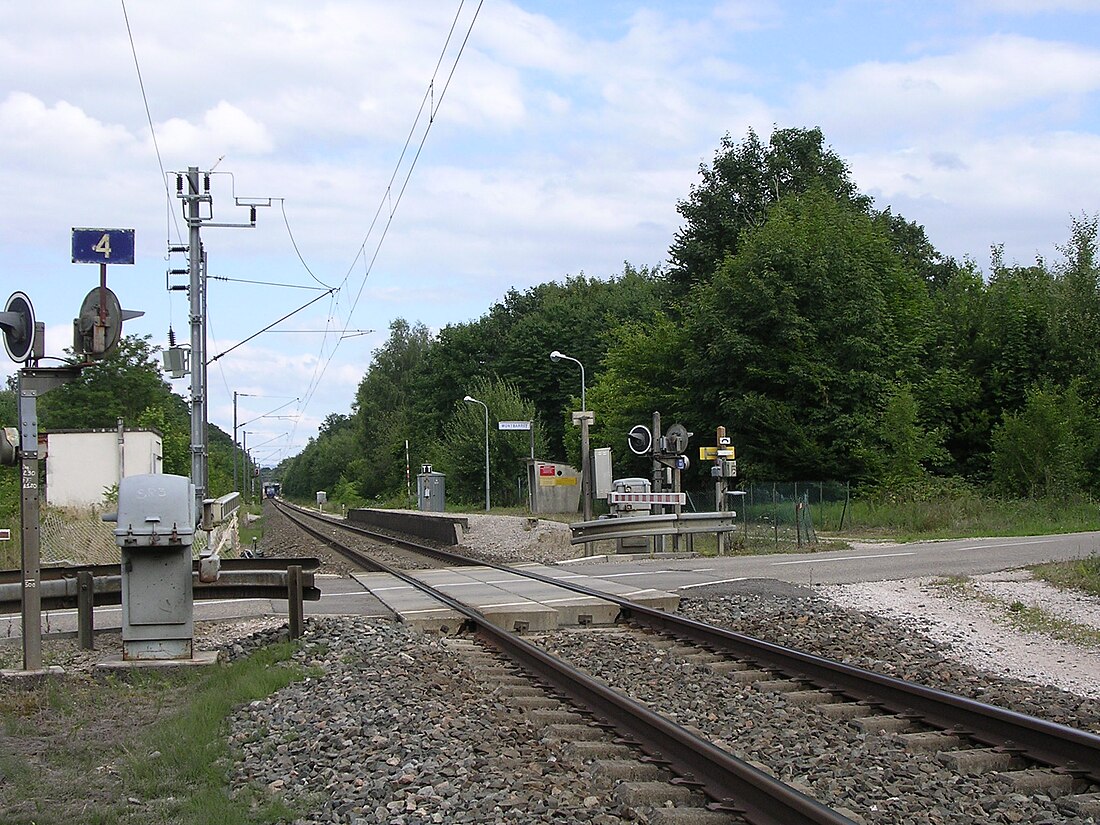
left=1, top=506, right=242, bottom=567
left=685, top=481, right=850, bottom=551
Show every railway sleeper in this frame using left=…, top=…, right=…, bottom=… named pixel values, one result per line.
left=994, top=767, right=1089, bottom=796
left=614, top=780, right=704, bottom=807
left=849, top=714, right=917, bottom=735
left=784, top=688, right=836, bottom=706
left=1057, top=791, right=1100, bottom=818
left=935, top=746, right=1023, bottom=774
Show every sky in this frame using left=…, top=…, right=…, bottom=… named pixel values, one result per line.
left=2, top=1, right=1099, bottom=468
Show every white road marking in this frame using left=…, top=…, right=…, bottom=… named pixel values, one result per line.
left=678, top=577, right=749, bottom=590
left=770, top=552, right=916, bottom=566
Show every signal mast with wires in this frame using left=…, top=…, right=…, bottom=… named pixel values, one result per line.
left=163, top=167, right=268, bottom=519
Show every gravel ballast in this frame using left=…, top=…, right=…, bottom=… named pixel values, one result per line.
left=224, top=586, right=1100, bottom=824
left=234, top=508, right=1100, bottom=822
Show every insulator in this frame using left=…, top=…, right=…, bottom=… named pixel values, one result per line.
left=204, top=173, right=210, bottom=192
left=176, top=175, right=183, bottom=193
left=168, top=327, right=176, bottom=347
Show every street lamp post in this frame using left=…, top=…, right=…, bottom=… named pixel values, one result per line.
left=550, top=350, right=585, bottom=411
left=550, top=350, right=593, bottom=521
left=233, top=391, right=257, bottom=493
left=463, top=395, right=491, bottom=511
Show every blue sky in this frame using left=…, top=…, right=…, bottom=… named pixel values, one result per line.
left=2, top=1, right=1098, bottom=465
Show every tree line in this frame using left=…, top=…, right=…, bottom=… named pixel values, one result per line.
left=280, top=126, right=1100, bottom=508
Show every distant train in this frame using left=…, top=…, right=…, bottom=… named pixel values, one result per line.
left=263, top=482, right=281, bottom=499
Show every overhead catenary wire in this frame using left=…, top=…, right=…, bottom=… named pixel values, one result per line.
left=209, top=274, right=330, bottom=291
left=121, top=0, right=181, bottom=246
left=207, top=288, right=337, bottom=364
left=292, top=0, right=484, bottom=439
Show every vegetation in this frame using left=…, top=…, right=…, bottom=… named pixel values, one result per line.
left=933, top=573, right=1100, bottom=648
left=0, top=336, right=241, bottom=548
left=276, top=126, right=1100, bottom=517
left=1032, top=555, right=1100, bottom=598
left=0, top=641, right=308, bottom=824
left=4, top=125, right=1100, bottom=522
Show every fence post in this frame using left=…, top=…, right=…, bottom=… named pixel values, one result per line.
left=772, top=483, right=778, bottom=549
left=77, top=570, right=94, bottom=650
left=287, top=565, right=304, bottom=640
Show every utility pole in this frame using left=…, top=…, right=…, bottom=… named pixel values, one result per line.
left=185, top=168, right=207, bottom=519
left=169, top=167, right=263, bottom=518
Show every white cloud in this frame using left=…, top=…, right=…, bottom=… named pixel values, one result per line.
left=850, top=131, right=1100, bottom=266
left=795, top=34, right=1100, bottom=140
left=0, top=92, right=135, bottom=161
left=974, top=0, right=1098, bottom=13
left=156, top=101, right=273, bottom=157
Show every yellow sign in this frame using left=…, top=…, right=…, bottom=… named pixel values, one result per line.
left=699, top=446, right=718, bottom=460
left=538, top=476, right=578, bottom=487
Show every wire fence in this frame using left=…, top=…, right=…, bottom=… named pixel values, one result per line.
left=0, top=506, right=241, bottom=568
left=685, top=480, right=850, bottom=552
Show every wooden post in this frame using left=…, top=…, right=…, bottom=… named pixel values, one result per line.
left=287, top=565, right=303, bottom=640
left=77, top=570, right=94, bottom=650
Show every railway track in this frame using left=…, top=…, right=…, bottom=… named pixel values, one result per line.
left=272, top=500, right=1100, bottom=821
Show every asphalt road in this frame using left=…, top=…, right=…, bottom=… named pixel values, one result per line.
left=556, top=530, right=1100, bottom=592
left=3, top=531, right=1097, bottom=640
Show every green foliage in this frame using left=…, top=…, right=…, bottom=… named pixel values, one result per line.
left=1032, top=555, right=1100, bottom=598
left=137, top=403, right=190, bottom=476
left=843, top=485, right=1098, bottom=540
left=669, top=126, right=870, bottom=294
left=281, top=413, right=361, bottom=502
left=864, top=383, right=949, bottom=487
left=990, top=382, right=1094, bottom=498
left=37, top=336, right=172, bottom=430
left=679, top=187, right=930, bottom=480
left=273, top=127, right=1100, bottom=512
left=436, top=376, right=548, bottom=507
left=586, top=313, right=685, bottom=478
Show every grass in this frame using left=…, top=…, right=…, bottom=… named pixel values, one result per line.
left=932, top=572, right=1100, bottom=648
left=823, top=495, right=1100, bottom=542
left=0, top=640, right=309, bottom=825
left=237, top=503, right=264, bottom=556
left=1031, top=554, right=1100, bottom=597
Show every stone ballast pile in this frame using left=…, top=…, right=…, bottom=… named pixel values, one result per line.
left=228, top=586, right=1100, bottom=824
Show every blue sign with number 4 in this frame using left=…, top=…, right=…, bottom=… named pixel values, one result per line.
left=71, top=228, right=135, bottom=265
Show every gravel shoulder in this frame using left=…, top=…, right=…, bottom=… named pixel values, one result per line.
left=819, top=569, right=1100, bottom=699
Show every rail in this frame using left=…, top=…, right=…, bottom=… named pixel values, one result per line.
left=278, top=500, right=1100, bottom=786
left=274, top=499, right=856, bottom=825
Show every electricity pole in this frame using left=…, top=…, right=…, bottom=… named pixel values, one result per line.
left=169, top=167, right=262, bottom=518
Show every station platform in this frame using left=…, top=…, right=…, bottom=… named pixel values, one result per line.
left=351, top=563, right=679, bottom=633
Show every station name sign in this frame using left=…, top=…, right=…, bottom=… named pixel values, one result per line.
left=498, top=420, right=531, bottom=431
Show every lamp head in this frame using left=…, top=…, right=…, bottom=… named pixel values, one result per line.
left=549, top=350, right=562, bottom=362
left=463, top=395, right=475, bottom=403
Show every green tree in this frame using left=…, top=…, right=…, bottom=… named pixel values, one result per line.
left=136, top=403, right=190, bottom=476
left=990, top=382, right=1091, bottom=498
left=585, top=313, right=685, bottom=479
left=435, top=376, right=547, bottom=507
left=867, top=383, right=949, bottom=486
left=354, top=319, right=435, bottom=499
left=669, top=127, right=870, bottom=295
left=680, top=187, right=929, bottom=480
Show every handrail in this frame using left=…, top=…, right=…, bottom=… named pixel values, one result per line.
left=570, top=511, right=738, bottom=544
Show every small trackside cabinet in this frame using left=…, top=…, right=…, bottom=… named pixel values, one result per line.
left=115, top=473, right=196, bottom=660
left=115, top=474, right=195, bottom=548
left=417, top=466, right=446, bottom=513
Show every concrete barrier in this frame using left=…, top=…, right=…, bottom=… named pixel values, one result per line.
left=347, top=508, right=469, bottom=546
